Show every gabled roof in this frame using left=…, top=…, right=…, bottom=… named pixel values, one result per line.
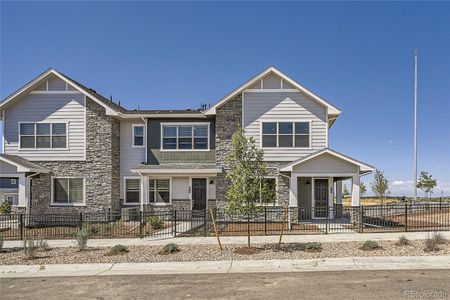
left=0, top=154, right=50, bottom=173
left=0, top=68, right=125, bottom=116
left=205, top=66, right=342, bottom=116
left=280, top=148, right=374, bottom=174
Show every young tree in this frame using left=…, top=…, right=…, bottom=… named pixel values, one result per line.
left=417, top=171, right=437, bottom=201
left=371, top=169, right=390, bottom=205
left=225, top=127, right=275, bottom=247
left=360, top=181, right=367, bottom=197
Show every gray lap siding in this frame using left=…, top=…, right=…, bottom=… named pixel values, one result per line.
left=29, top=98, right=120, bottom=213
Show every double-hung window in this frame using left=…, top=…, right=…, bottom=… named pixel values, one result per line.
left=161, top=124, right=209, bottom=150
left=125, top=178, right=140, bottom=204
left=133, top=125, right=144, bottom=147
left=262, top=122, right=310, bottom=148
left=149, top=179, right=170, bottom=204
left=20, top=122, right=67, bottom=149
left=52, top=178, right=84, bottom=205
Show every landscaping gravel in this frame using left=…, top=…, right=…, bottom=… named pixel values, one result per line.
left=1, top=240, right=449, bottom=265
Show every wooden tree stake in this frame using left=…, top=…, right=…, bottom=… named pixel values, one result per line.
left=209, top=208, right=222, bottom=251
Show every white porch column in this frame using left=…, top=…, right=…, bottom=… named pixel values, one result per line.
left=140, top=174, right=148, bottom=212
left=328, top=177, right=334, bottom=218
left=289, top=174, right=298, bottom=207
left=351, top=172, right=360, bottom=206
left=336, top=180, right=343, bottom=205
left=18, top=174, right=27, bottom=208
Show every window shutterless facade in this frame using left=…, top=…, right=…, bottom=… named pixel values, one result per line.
left=161, top=123, right=209, bottom=150
left=261, top=121, right=310, bottom=148
left=124, top=178, right=140, bottom=204
left=132, top=125, right=145, bottom=147
left=149, top=178, right=171, bottom=204
left=52, top=177, right=84, bottom=205
left=19, top=122, right=67, bottom=149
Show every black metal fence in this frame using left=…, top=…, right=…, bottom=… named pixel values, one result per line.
left=1, top=204, right=449, bottom=240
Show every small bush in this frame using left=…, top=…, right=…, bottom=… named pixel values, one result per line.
left=37, top=235, right=50, bottom=251
left=162, top=243, right=180, bottom=254
left=148, top=216, right=164, bottom=230
left=304, top=242, right=322, bottom=252
left=424, top=234, right=440, bottom=252
left=0, top=201, right=12, bottom=214
left=109, top=244, right=129, bottom=255
left=361, top=240, right=382, bottom=251
left=74, top=225, right=90, bottom=251
left=397, top=235, right=411, bottom=246
left=23, top=237, right=38, bottom=259
left=433, top=232, right=448, bottom=245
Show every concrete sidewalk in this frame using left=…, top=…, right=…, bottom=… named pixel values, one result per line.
left=1, top=256, right=450, bottom=278
left=3, top=231, right=449, bottom=249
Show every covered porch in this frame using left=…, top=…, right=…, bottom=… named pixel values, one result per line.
left=281, top=149, right=373, bottom=220
left=129, top=163, right=222, bottom=211
left=0, top=154, right=49, bottom=211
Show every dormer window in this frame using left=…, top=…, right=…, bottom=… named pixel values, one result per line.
left=19, top=122, right=67, bottom=149
left=261, top=121, right=310, bottom=148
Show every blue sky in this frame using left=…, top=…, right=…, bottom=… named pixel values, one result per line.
left=1, top=1, right=449, bottom=196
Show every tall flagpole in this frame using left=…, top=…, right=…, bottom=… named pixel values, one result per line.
left=413, top=50, right=418, bottom=202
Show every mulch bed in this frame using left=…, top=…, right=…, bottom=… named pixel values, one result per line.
left=1, top=239, right=450, bottom=265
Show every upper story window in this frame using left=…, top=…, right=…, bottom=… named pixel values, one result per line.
left=161, top=123, right=209, bottom=150
left=132, top=125, right=145, bottom=147
left=261, top=122, right=310, bottom=148
left=19, top=122, right=67, bottom=149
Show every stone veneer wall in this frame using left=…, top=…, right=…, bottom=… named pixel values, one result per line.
left=29, top=98, right=120, bottom=213
left=214, top=93, right=292, bottom=211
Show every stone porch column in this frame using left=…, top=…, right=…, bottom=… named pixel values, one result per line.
left=351, top=172, right=360, bottom=206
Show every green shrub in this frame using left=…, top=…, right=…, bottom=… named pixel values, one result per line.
left=23, top=237, right=38, bottom=259
left=397, top=235, right=411, bottom=246
left=74, top=225, right=90, bottom=251
left=148, top=216, right=164, bottom=229
left=163, top=243, right=180, bottom=254
left=0, top=201, right=12, bottom=214
left=361, top=240, right=382, bottom=250
left=304, top=242, right=322, bottom=251
left=110, top=244, right=129, bottom=255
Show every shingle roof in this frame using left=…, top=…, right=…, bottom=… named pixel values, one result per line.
left=0, top=154, right=50, bottom=173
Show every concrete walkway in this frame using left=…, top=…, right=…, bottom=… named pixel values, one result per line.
left=3, top=231, right=449, bottom=249
left=1, top=256, right=450, bottom=278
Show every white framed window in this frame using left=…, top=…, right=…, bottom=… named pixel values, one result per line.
left=51, top=177, right=85, bottom=205
left=124, top=178, right=140, bottom=204
left=161, top=123, right=209, bottom=151
left=261, top=121, right=310, bottom=148
left=11, top=179, right=17, bottom=185
left=132, top=125, right=145, bottom=147
left=5, top=194, right=18, bottom=206
left=149, top=178, right=171, bottom=204
left=19, top=122, right=67, bottom=149
left=258, top=177, right=277, bottom=205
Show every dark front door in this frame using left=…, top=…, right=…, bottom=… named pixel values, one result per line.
left=314, top=179, right=328, bottom=218
left=192, top=178, right=207, bottom=210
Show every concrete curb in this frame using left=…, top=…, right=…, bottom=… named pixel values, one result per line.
left=3, top=231, right=450, bottom=249
left=1, top=256, right=450, bottom=278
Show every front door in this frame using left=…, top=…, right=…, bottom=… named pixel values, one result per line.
left=314, top=179, right=328, bottom=218
left=192, top=178, right=207, bottom=210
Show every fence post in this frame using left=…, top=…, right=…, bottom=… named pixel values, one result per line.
left=360, top=206, right=364, bottom=233
left=203, top=209, right=207, bottom=236
left=264, top=206, right=267, bottom=235
left=403, top=203, right=408, bottom=232
left=139, top=211, right=143, bottom=238
left=78, top=212, right=83, bottom=230
left=19, top=213, right=24, bottom=240
left=173, top=210, right=177, bottom=237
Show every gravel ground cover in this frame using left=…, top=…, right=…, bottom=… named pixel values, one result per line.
left=1, top=239, right=450, bottom=265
